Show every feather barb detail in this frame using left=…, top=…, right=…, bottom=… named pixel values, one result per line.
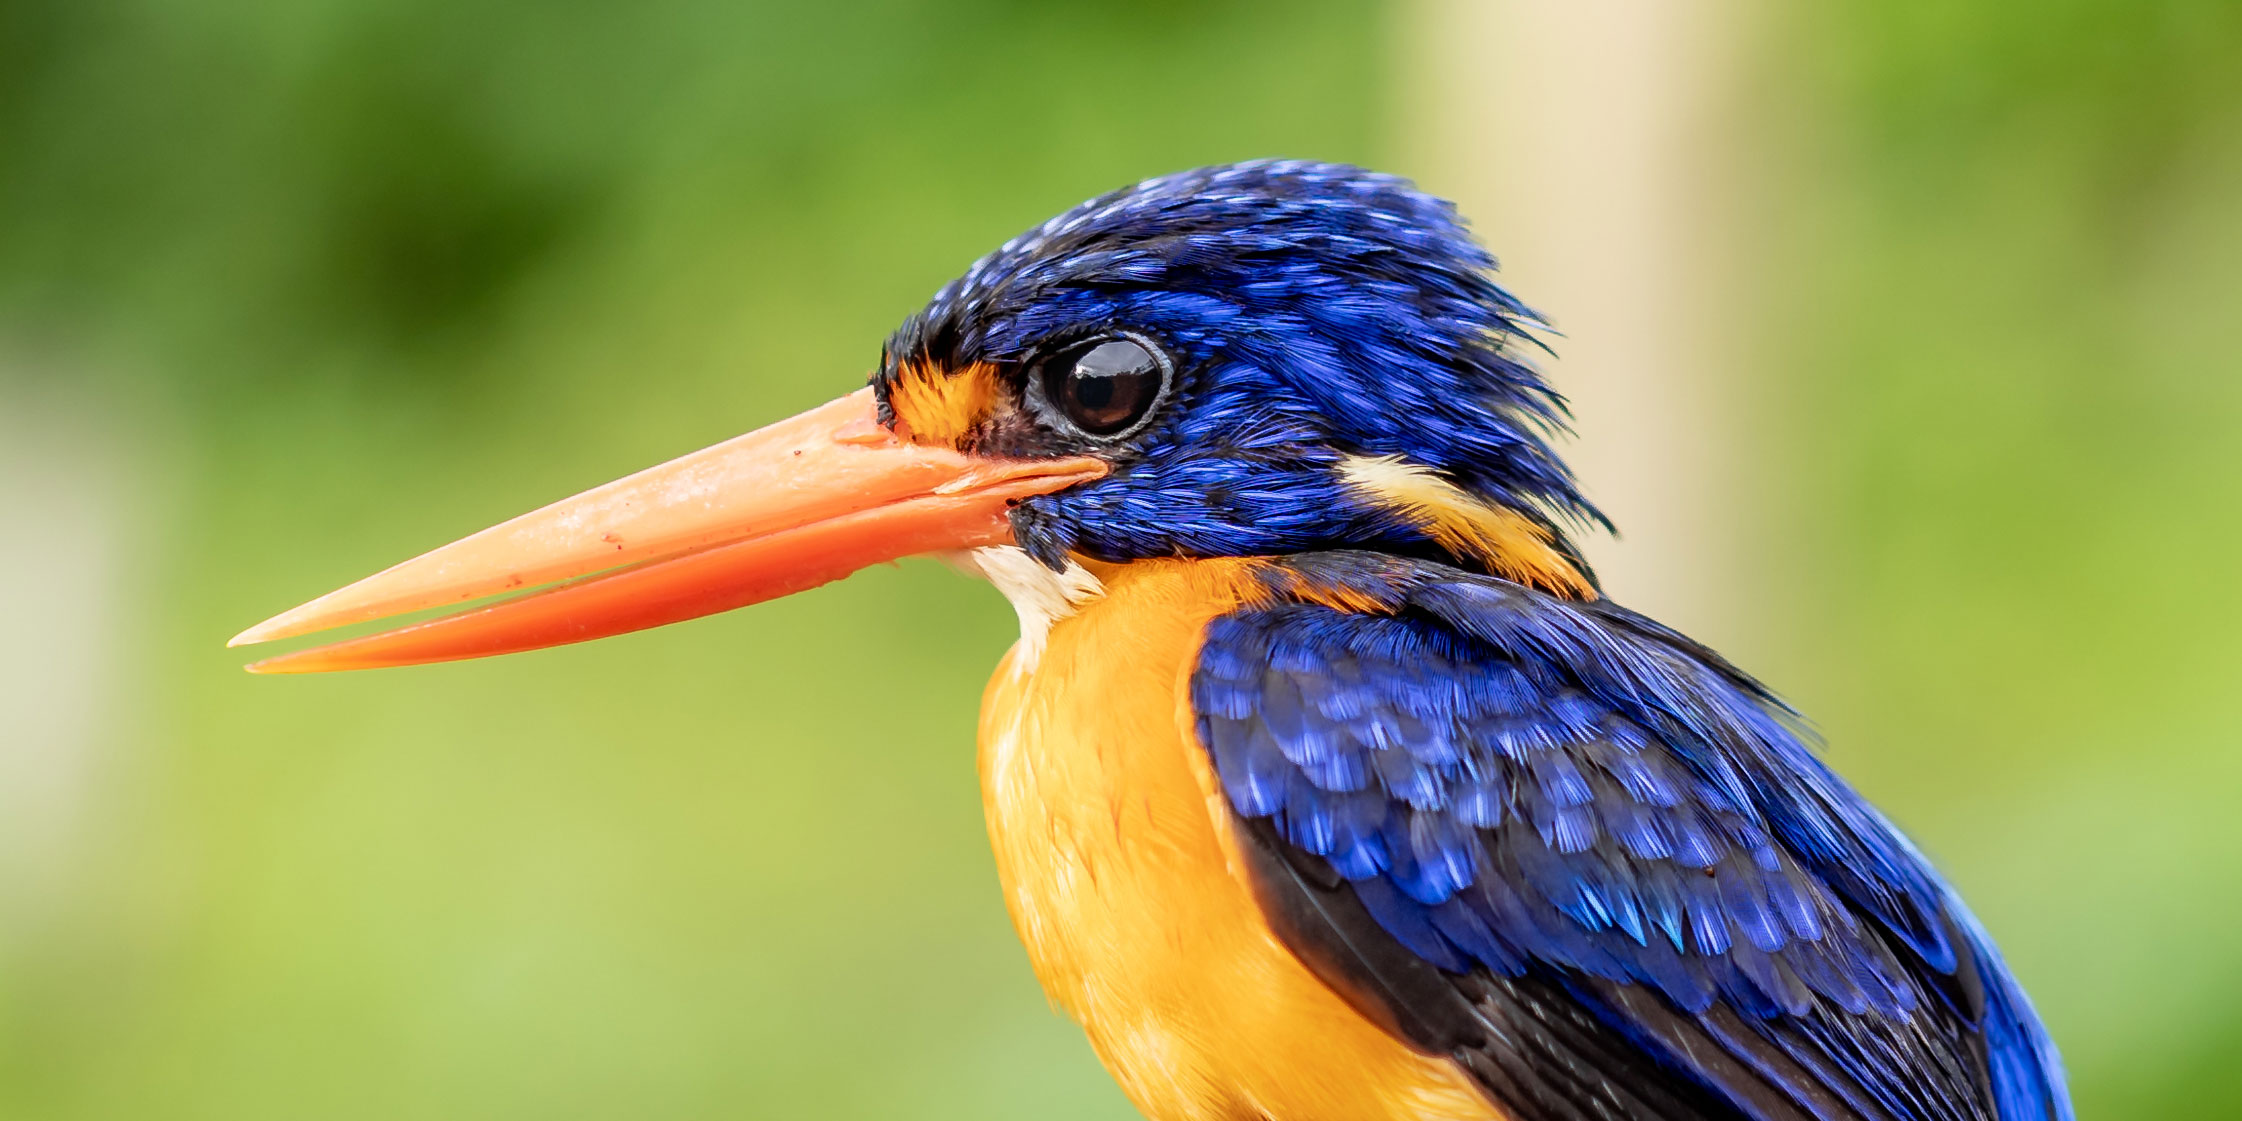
left=886, top=359, right=1000, bottom=448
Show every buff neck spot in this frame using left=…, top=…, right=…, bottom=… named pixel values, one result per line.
left=952, top=544, right=1107, bottom=672
left=1338, top=453, right=1594, bottom=599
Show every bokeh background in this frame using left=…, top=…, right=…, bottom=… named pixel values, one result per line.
left=2, top=1, right=2238, bottom=1117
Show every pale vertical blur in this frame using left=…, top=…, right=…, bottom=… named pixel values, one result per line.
left=0, top=386, right=135, bottom=933
left=1395, top=0, right=1761, bottom=650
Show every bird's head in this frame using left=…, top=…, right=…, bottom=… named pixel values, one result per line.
left=234, top=161, right=1603, bottom=672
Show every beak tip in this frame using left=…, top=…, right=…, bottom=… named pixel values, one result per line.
left=243, top=651, right=316, bottom=674
left=228, top=617, right=289, bottom=648
left=231, top=599, right=336, bottom=648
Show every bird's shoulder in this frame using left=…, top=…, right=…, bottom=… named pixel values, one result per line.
left=1188, top=551, right=2069, bottom=1121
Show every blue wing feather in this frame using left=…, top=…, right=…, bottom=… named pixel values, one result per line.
left=1193, top=553, right=2070, bottom=1121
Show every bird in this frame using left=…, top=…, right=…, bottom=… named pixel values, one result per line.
left=231, top=160, right=2072, bottom=1121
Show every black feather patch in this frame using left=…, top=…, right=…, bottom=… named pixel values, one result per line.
left=1239, top=814, right=1768, bottom=1121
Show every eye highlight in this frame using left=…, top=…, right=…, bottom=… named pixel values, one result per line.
left=1037, top=335, right=1170, bottom=439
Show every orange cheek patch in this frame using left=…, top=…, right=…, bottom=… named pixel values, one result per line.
left=886, top=359, right=1002, bottom=449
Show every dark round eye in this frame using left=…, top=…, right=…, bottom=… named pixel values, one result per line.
left=1041, top=336, right=1169, bottom=438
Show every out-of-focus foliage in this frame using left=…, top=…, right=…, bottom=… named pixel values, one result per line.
left=0, top=0, right=2236, bottom=1118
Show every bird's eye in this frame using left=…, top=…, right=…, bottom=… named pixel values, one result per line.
left=1040, top=336, right=1169, bottom=439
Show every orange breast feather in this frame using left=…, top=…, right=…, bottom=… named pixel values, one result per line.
left=977, top=557, right=1503, bottom=1121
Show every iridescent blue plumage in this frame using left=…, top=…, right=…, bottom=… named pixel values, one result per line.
left=877, top=159, right=2070, bottom=1121
left=1194, top=556, right=2068, bottom=1121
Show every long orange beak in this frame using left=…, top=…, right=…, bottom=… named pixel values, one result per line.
left=230, top=387, right=1104, bottom=673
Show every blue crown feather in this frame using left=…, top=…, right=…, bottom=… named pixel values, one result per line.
left=883, top=160, right=1608, bottom=569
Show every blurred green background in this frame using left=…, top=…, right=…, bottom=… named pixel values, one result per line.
left=1, top=1, right=2237, bottom=1117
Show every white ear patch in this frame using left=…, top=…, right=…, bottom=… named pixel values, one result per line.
left=950, top=545, right=1105, bottom=673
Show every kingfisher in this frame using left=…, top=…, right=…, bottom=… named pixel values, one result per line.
left=232, top=160, right=2071, bottom=1121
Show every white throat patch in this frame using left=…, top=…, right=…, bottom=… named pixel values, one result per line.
left=951, top=545, right=1105, bottom=673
